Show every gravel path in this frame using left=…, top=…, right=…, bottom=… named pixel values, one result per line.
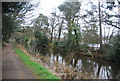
left=2, top=45, right=36, bottom=79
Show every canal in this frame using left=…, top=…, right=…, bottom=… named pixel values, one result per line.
left=39, top=50, right=120, bottom=79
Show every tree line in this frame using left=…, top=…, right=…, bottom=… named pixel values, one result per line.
left=2, top=1, right=120, bottom=62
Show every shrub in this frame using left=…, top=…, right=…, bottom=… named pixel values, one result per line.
left=34, top=31, right=49, bottom=51
left=49, top=40, right=58, bottom=50
left=57, top=35, right=80, bottom=53
left=80, top=44, right=89, bottom=52
left=108, top=34, right=120, bottom=62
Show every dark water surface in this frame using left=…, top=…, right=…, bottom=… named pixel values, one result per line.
left=50, top=52, right=119, bottom=79
left=39, top=49, right=120, bottom=79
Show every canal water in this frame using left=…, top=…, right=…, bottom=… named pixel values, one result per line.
left=41, top=51, right=120, bottom=79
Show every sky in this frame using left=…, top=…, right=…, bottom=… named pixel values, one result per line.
left=26, top=0, right=64, bottom=16
left=23, top=0, right=65, bottom=26
left=34, top=0, right=119, bottom=16
left=39, top=0, right=64, bottom=15
left=24, top=0, right=119, bottom=23
left=22, top=0, right=119, bottom=39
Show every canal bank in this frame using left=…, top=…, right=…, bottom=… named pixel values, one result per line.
left=16, top=45, right=120, bottom=79
left=14, top=47, right=59, bottom=79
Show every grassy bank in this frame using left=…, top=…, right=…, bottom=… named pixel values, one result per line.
left=14, top=48, right=60, bottom=79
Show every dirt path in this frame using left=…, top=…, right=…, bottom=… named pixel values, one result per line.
left=2, top=45, right=36, bottom=79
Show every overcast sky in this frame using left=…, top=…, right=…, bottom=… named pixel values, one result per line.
left=24, top=0, right=119, bottom=21
left=22, top=0, right=119, bottom=39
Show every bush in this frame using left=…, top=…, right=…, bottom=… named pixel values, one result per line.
left=57, top=36, right=80, bottom=53
left=108, top=34, right=120, bottom=62
left=57, top=41, right=69, bottom=52
left=34, top=31, right=49, bottom=50
left=49, top=40, right=58, bottom=49
left=80, top=44, right=89, bottom=52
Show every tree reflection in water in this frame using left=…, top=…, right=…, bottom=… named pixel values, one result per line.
left=40, top=50, right=120, bottom=79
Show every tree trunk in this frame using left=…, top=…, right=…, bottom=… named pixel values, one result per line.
left=50, top=27, right=54, bottom=42
left=74, top=29, right=79, bottom=46
left=58, top=20, right=64, bottom=42
left=68, top=21, right=72, bottom=44
left=98, top=1, right=102, bottom=53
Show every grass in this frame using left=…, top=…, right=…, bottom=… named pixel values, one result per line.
left=14, top=48, right=60, bottom=80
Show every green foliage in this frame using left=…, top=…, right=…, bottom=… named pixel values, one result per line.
left=67, top=34, right=79, bottom=51
left=22, top=37, right=29, bottom=48
left=34, top=14, right=49, bottom=28
left=57, top=41, right=68, bottom=52
left=49, top=40, right=58, bottom=49
left=2, top=14, right=17, bottom=42
left=23, top=37, right=29, bottom=42
left=2, top=2, right=29, bottom=42
left=14, top=48, right=59, bottom=79
left=80, top=44, right=89, bottom=52
left=58, top=2, right=81, bottom=53
left=58, top=2, right=81, bottom=21
left=108, top=34, right=120, bottom=62
left=57, top=34, right=80, bottom=52
left=57, top=33, right=88, bottom=53
left=34, top=31, right=49, bottom=48
left=2, top=2, right=26, bottom=13
left=57, top=23, right=81, bottom=53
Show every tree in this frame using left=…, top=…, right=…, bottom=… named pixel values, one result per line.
left=98, top=1, right=103, bottom=53
left=2, top=14, right=18, bottom=42
left=79, top=2, right=99, bottom=42
left=82, top=29, right=99, bottom=44
left=105, top=1, right=120, bottom=29
left=58, top=2, right=81, bottom=50
left=34, top=31, right=49, bottom=52
left=58, top=2, right=81, bottom=40
left=99, top=0, right=119, bottom=53
left=108, top=34, right=120, bottom=62
left=34, top=14, right=49, bottom=29
left=80, top=1, right=119, bottom=53
left=49, top=12, right=59, bottom=42
left=58, top=19, right=64, bottom=42
left=2, top=2, right=34, bottom=42
left=2, top=2, right=27, bottom=14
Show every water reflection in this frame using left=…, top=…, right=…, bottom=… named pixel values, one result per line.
left=48, top=52, right=120, bottom=79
